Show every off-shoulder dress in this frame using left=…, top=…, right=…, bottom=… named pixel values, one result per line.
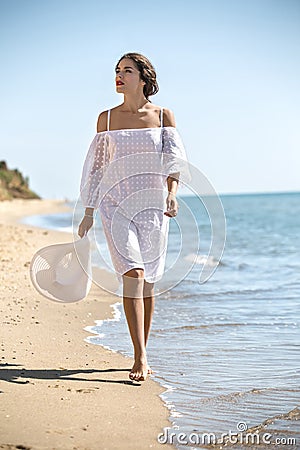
left=80, top=108, right=190, bottom=283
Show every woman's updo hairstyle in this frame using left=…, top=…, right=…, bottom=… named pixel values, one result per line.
left=115, top=52, right=159, bottom=100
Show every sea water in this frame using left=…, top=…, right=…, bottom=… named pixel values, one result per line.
left=24, top=192, right=300, bottom=449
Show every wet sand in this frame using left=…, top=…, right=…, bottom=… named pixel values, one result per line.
left=0, top=199, right=172, bottom=450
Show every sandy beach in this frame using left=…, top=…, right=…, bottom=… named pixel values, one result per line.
left=0, top=199, right=172, bottom=450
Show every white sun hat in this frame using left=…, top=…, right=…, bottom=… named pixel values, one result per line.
left=30, top=235, right=92, bottom=303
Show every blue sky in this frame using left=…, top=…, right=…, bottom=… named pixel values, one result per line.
left=1, top=0, right=299, bottom=199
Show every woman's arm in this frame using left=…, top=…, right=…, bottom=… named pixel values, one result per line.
left=165, top=176, right=180, bottom=217
left=78, top=111, right=109, bottom=237
left=163, top=108, right=180, bottom=217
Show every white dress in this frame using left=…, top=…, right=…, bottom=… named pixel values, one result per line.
left=80, top=108, right=191, bottom=283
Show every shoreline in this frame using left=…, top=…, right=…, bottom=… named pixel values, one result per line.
left=0, top=199, right=173, bottom=450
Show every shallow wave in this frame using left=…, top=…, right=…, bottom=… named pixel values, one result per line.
left=151, top=323, right=254, bottom=333
left=171, top=283, right=298, bottom=298
left=184, top=253, right=225, bottom=266
left=199, top=388, right=299, bottom=404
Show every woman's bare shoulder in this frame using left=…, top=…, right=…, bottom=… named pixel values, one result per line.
left=162, top=107, right=176, bottom=127
left=96, top=106, right=122, bottom=132
left=148, top=103, right=176, bottom=127
left=96, top=110, right=108, bottom=133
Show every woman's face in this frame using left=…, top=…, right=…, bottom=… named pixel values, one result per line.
left=115, top=58, right=145, bottom=95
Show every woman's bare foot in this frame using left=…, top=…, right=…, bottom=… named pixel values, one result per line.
left=129, top=358, right=148, bottom=381
left=147, top=366, right=154, bottom=375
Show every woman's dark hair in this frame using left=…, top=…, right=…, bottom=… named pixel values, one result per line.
left=115, top=52, right=159, bottom=100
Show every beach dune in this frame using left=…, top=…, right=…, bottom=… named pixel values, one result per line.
left=0, top=199, right=172, bottom=450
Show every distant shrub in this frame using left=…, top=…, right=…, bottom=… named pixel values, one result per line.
left=0, top=161, right=40, bottom=200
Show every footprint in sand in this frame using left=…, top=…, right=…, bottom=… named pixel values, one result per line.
left=75, top=387, right=99, bottom=394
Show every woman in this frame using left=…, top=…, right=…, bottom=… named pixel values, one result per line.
left=78, top=53, right=190, bottom=382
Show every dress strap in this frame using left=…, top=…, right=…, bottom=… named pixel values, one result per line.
left=107, top=109, right=111, bottom=131
left=160, top=107, right=164, bottom=128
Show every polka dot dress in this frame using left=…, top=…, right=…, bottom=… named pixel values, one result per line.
left=80, top=109, right=190, bottom=283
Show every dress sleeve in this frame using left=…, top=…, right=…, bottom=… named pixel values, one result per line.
left=161, top=127, right=191, bottom=189
left=80, top=133, right=110, bottom=208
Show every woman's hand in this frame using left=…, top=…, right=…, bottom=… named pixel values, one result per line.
left=78, top=215, right=94, bottom=238
left=164, top=192, right=179, bottom=218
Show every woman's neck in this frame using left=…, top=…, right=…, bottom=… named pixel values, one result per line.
left=121, top=94, right=149, bottom=114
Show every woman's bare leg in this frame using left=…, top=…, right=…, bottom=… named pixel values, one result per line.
left=143, top=280, right=155, bottom=374
left=122, top=268, right=148, bottom=381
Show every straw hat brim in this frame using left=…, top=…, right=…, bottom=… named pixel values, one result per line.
left=30, top=235, right=92, bottom=303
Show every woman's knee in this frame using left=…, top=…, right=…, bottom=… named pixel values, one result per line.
left=123, top=268, right=144, bottom=279
left=122, top=268, right=144, bottom=298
